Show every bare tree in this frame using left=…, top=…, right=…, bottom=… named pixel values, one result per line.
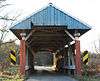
left=93, top=40, right=100, bottom=54
left=0, top=0, right=20, bottom=47
left=0, top=0, right=20, bottom=72
left=88, top=40, right=100, bottom=75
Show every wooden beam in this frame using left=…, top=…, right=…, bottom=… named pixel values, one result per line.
left=25, top=30, right=35, bottom=41
left=30, top=44, right=64, bottom=48
left=19, top=40, right=23, bottom=75
left=29, top=40, right=65, bottom=44
left=32, top=33, right=64, bottom=37
left=29, top=36, right=65, bottom=42
left=65, top=30, right=75, bottom=40
left=28, top=37, right=66, bottom=45
left=32, top=28, right=64, bottom=32
left=75, top=39, right=82, bottom=75
left=25, top=41, right=35, bottom=57
left=65, top=41, right=75, bottom=48
left=19, top=39, right=26, bottom=75
left=70, top=41, right=75, bottom=45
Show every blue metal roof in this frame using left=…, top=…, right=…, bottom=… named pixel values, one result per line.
left=11, top=4, right=91, bottom=30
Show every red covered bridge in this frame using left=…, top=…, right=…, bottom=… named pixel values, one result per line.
left=10, top=4, right=91, bottom=76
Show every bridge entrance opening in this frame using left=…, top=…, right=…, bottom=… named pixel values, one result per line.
left=10, top=4, right=90, bottom=76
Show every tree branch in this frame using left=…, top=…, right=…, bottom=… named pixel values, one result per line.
left=1, top=39, right=18, bottom=45
left=94, top=41, right=100, bottom=54
left=0, top=4, right=11, bottom=8
left=0, top=0, right=6, bottom=1
left=0, top=16, right=16, bottom=21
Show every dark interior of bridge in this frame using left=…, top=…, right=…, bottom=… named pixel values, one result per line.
left=20, top=29, right=75, bottom=75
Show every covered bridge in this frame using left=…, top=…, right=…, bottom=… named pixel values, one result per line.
left=10, top=4, right=91, bottom=76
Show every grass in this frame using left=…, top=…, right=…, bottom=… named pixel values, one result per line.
left=76, top=64, right=100, bottom=81
left=0, top=65, right=24, bottom=81
left=76, top=76, right=100, bottom=81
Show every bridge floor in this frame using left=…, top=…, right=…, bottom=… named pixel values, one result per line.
left=27, top=66, right=77, bottom=81
left=27, top=75, right=77, bottom=81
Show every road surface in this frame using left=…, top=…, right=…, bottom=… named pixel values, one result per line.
left=27, top=75, right=77, bottom=81
left=27, top=66, right=77, bottom=81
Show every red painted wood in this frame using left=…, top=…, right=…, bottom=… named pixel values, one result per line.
left=23, top=39, right=26, bottom=75
left=19, top=40, right=23, bottom=74
left=19, top=40, right=26, bottom=75
left=75, top=40, right=82, bottom=75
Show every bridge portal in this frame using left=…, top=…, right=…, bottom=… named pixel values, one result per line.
left=10, top=4, right=91, bottom=76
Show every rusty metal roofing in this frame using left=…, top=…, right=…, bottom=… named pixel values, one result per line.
left=10, top=4, right=91, bottom=30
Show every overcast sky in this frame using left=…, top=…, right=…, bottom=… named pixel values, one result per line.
left=0, top=0, right=100, bottom=52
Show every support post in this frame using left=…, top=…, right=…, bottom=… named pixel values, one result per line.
left=74, top=38, right=82, bottom=75
left=53, top=53, right=56, bottom=69
left=20, top=33, right=26, bottom=75
left=19, top=40, right=23, bottom=75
